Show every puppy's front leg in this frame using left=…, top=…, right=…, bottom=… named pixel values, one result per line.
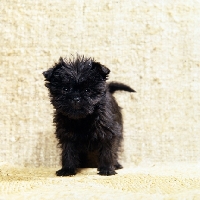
left=56, top=141, right=78, bottom=176
left=98, top=140, right=117, bottom=176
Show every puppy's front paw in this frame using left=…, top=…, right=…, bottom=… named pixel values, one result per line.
left=56, top=168, right=76, bottom=176
left=98, top=167, right=117, bottom=176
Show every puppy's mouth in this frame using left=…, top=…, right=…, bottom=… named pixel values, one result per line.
left=54, top=98, right=94, bottom=119
left=72, top=102, right=82, bottom=110
left=67, top=107, right=90, bottom=119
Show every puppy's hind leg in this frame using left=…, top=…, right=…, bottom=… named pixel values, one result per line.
left=114, top=162, right=123, bottom=170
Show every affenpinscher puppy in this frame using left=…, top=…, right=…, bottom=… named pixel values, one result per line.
left=43, top=55, right=135, bottom=176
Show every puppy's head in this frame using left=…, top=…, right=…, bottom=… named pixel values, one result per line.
left=43, top=55, right=110, bottom=119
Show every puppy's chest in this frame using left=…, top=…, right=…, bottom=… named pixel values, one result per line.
left=69, top=121, right=99, bottom=151
left=65, top=118, right=97, bottom=137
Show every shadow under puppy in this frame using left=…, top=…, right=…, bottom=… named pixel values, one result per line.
left=43, top=55, right=135, bottom=176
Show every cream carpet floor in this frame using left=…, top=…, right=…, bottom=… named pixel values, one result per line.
left=1, top=163, right=200, bottom=200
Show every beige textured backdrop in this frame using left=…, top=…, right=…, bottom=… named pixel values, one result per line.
left=0, top=0, right=200, bottom=168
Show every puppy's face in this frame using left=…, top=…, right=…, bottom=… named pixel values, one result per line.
left=43, top=56, right=110, bottom=119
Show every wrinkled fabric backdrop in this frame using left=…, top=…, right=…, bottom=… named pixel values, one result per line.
left=0, top=0, right=200, bottom=167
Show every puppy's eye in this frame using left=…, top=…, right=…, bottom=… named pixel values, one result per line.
left=84, top=88, right=91, bottom=93
left=62, top=87, right=70, bottom=93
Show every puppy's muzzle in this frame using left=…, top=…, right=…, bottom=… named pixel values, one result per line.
left=71, top=96, right=82, bottom=109
left=73, top=96, right=81, bottom=102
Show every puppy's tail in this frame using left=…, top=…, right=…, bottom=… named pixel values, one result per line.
left=108, top=82, right=136, bottom=94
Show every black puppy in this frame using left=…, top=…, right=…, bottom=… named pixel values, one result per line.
left=43, top=55, right=135, bottom=176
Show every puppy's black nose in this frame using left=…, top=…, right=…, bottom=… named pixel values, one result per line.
left=73, top=97, right=81, bottom=102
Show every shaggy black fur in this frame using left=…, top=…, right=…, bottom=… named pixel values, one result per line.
left=43, top=55, right=135, bottom=176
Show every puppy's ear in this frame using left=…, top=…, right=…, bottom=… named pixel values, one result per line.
left=92, top=61, right=110, bottom=79
left=43, top=68, right=54, bottom=81
left=43, top=57, right=64, bottom=81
